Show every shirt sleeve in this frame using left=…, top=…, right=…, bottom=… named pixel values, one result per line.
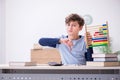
left=85, top=47, right=93, bottom=61
left=38, top=38, right=60, bottom=48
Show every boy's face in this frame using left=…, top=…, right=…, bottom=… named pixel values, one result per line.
left=66, top=21, right=82, bottom=36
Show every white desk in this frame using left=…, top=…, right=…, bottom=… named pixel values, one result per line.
left=0, top=64, right=120, bottom=80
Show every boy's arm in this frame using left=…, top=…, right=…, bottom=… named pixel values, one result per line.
left=84, top=32, right=93, bottom=61
left=85, top=47, right=93, bottom=61
left=39, top=38, right=60, bottom=48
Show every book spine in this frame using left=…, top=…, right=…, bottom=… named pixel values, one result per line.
left=93, top=57, right=118, bottom=62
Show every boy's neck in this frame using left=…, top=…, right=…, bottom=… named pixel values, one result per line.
left=68, top=35, right=80, bottom=40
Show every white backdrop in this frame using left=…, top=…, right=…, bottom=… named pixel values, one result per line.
left=1, top=0, right=120, bottom=63
left=0, top=0, right=5, bottom=64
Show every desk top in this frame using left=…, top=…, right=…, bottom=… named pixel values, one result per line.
left=0, top=64, right=120, bottom=70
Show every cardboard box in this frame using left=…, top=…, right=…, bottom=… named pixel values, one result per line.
left=31, top=48, right=61, bottom=64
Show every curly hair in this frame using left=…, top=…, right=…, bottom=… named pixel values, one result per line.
left=65, top=13, right=84, bottom=27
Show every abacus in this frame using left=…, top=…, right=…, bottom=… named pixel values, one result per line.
left=85, top=22, right=110, bottom=48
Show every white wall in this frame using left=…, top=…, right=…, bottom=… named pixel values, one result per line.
left=0, top=0, right=2, bottom=64
left=0, top=0, right=5, bottom=64
left=4, top=0, right=120, bottom=63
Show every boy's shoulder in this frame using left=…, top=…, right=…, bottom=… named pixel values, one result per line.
left=59, top=35, right=84, bottom=38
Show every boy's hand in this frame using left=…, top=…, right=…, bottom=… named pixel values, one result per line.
left=59, top=38, right=73, bottom=50
left=85, top=32, right=92, bottom=47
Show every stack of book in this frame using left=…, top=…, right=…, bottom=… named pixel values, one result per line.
left=86, top=53, right=120, bottom=67
left=92, top=53, right=118, bottom=62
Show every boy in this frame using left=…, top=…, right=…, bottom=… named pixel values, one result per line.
left=39, top=13, right=93, bottom=65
